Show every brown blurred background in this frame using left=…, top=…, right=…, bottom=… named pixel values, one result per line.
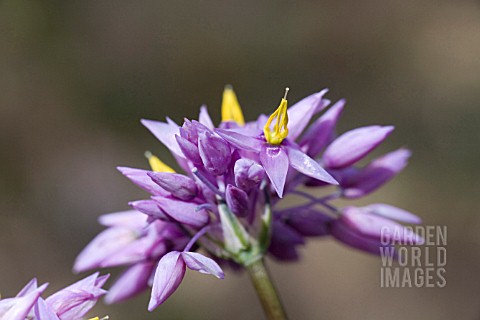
left=1, top=1, right=479, bottom=319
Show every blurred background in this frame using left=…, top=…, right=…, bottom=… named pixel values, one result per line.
left=1, top=1, right=479, bottom=319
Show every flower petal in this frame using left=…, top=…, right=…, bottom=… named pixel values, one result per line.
left=45, top=273, right=108, bottom=320
left=287, top=146, right=338, bottom=185
left=16, top=278, right=38, bottom=297
left=287, top=89, right=329, bottom=140
left=181, top=252, right=225, bottom=278
left=129, top=200, right=169, bottom=221
left=363, top=203, right=421, bottom=224
left=3, top=283, right=48, bottom=320
left=34, top=298, right=60, bottom=320
left=141, top=118, right=183, bottom=157
left=105, top=262, right=155, bottom=304
left=148, top=172, right=198, bottom=201
left=323, top=125, right=394, bottom=169
left=117, top=167, right=169, bottom=196
left=342, top=148, right=411, bottom=198
left=153, top=196, right=209, bottom=228
left=340, top=207, right=424, bottom=244
left=198, top=130, right=231, bottom=176
left=73, top=228, right=138, bottom=273
left=259, top=145, right=289, bottom=198
left=215, top=128, right=263, bottom=152
left=330, top=221, right=393, bottom=256
left=300, top=99, right=345, bottom=157
left=199, top=105, right=215, bottom=130
left=98, top=210, right=147, bottom=228
left=148, top=252, right=186, bottom=311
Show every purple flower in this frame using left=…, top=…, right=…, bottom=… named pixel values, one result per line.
left=0, top=279, right=48, bottom=320
left=0, top=274, right=108, bottom=320
left=148, top=251, right=224, bottom=310
left=45, top=273, right=109, bottom=320
left=75, top=86, right=421, bottom=312
left=216, top=88, right=338, bottom=197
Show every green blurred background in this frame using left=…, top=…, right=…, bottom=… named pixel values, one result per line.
left=1, top=1, right=479, bottom=319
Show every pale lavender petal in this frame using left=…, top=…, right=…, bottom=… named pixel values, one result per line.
left=153, top=196, right=208, bottom=228
left=74, top=228, right=138, bottom=272
left=330, top=221, right=392, bottom=256
left=234, top=158, right=265, bottom=191
left=141, top=119, right=183, bottom=157
left=343, top=148, right=411, bottom=198
left=215, top=128, right=263, bottom=152
left=287, top=89, right=329, bottom=140
left=341, top=207, right=424, bottom=244
left=99, top=229, right=161, bottom=268
left=46, top=273, right=108, bottom=320
left=225, top=184, right=249, bottom=217
left=98, top=210, right=147, bottom=228
left=181, top=252, right=225, bottom=278
left=16, top=278, right=38, bottom=297
left=259, top=146, right=289, bottom=198
left=148, top=172, right=198, bottom=201
left=117, top=167, right=169, bottom=196
left=105, top=262, right=155, bottom=304
left=0, top=283, right=48, bottom=320
left=287, top=146, right=338, bottom=185
left=198, top=131, right=231, bottom=176
left=363, top=203, right=421, bottom=224
left=34, top=298, right=60, bottom=320
left=129, top=200, right=169, bottom=221
left=300, top=99, right=345, bottom=157
left=175, top=135, right=203, bottom=165
left=323, top=125, right=394, bottom=169
left=148, top=252, right=186, bottom=311
left=199, top=105, right=215, bottom=130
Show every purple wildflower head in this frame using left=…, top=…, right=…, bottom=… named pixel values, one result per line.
left=75, top=86, right=422, bottom=312
left=0, top=274, right=108, bottom=320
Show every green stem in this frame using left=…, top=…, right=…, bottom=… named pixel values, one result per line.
left=246, top=259, right=288, bottom=320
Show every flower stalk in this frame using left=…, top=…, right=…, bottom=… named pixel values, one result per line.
left=247, top=258, right=288, bottom=320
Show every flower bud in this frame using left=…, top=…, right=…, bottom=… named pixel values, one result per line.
left=234, top=159, right=265, bottom=191
left=175, top=135, right=203, bottom=165
left=323, top=125, right=394, bottom=169
left=148, top=172, right=198, bottom=201
left=225, top=184, right=249, bottom=217
left=300, top=99, right=344, bottom=157
left=339, top=206, right=424, bottom=245
left=342, top=148, right=411, bottom=198
left=198, top=131, right=231, bottom=175
left=105, top=262, right=155, bottom=304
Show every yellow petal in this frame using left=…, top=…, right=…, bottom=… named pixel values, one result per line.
left=221, top=85, right=245, bottom=125
left=144, top=151, right=175, bottom=173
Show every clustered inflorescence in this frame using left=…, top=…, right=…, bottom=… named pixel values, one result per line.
left=74, top=86, right=423, bottom=311
left=0, top=86, right=424, bottom=319
left=0, top=273, right=108, bottom=320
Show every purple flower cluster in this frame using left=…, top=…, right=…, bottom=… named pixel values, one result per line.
left=74, top=87, right=423, bottom=310
left=0, top=273, right=108, bottom=320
